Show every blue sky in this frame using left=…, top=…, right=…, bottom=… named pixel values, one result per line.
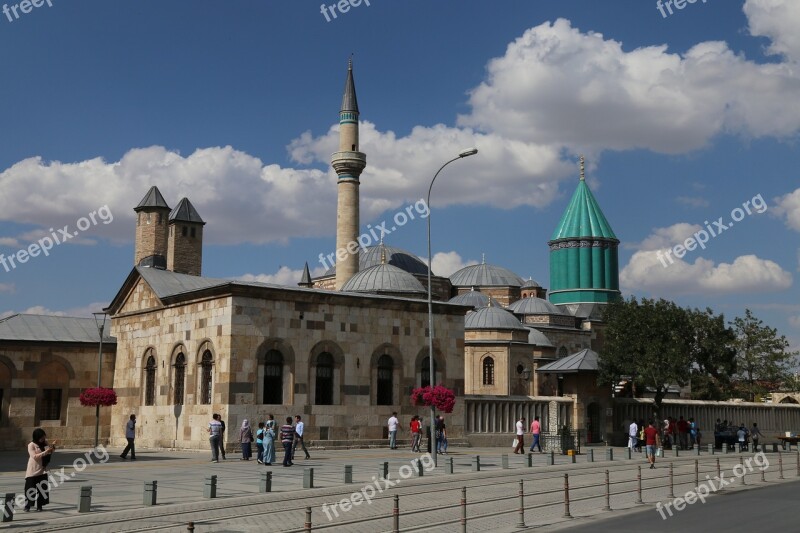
left=1, top=0, right=798, bottom=350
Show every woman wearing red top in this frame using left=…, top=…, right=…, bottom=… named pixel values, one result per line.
left=410, top=416, right=421, bottom=452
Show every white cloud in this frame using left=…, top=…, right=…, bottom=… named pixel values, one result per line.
left=774, top=187, right=800, bottom=232
left=626, top=223, right=703, bottom=251
left=236, top=265, right=327, bottom=287
left=0, top=238, right=19, bottom=248
left=0, top=301, right=108, bottom=319
left=744, top=0, right=800, bottom=62
left=426, top=251, right=479, bottom=277
left=458, top=18, right=800, bottom=153
left=0, top=284, right=14, bottom=294
left=621, top=251, right=793, bottom=295
left=676, top=196, right=710, bottom=208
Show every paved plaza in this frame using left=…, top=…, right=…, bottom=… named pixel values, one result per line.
left=0, top=444, right=795, bottom=532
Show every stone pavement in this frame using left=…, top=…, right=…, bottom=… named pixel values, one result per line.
left=0, top=444, right=795, bottom=532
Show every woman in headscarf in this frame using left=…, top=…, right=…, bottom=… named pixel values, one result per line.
left=239, top=419, right=253, bottom=460
left=262, top=414, right=276, bottom=466
left=24, top=428, right=56, bottom=512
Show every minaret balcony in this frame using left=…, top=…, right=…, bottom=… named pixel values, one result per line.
left=331, top=151, right=367, bottom=174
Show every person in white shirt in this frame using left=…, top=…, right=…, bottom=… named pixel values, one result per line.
left=514, top=417, right=526, bottom=454
left=387, top=412, right=399, bottom=450
left=292, top=415, right=311, bottom=460
left=629, top=420, right=638, bottom=450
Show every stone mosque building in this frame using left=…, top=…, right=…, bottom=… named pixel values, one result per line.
left=0, top=62, right=626, bottom=450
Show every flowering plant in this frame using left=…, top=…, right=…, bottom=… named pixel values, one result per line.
left=410, top=385, right=456, bottom=413
left=79, top=387, right=118, bottom=407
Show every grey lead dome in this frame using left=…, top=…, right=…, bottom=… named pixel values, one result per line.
left=450, top=263, right=524, bottom=287
left=341, top=263, right=427, bottom=295
left=464, top=306, right=526, bottom=331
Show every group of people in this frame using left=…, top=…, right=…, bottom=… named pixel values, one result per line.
left=715, top=419, right=764, bottom=451
left=628, top=416, right=701, bottom=452
left=208, top=413, right=311, bottom=467
left=388, top=413, right=449, bottom=453
left=513, top=416, right=543, bottom=454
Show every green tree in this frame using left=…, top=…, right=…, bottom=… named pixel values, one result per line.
left=599, top=297, right=693, bottom=418
left=732, top=309, right=798, bottom=401
left=688, top=308, right=737, bottom=400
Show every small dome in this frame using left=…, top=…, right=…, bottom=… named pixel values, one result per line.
left=526, top=327, right=554, bottom=347
left=450, top=263, right=524, bottom=287
left=448, top=290, right=499, bottom=310
left=323, top=244, right=430, bottom=277
left=522, top=277, right=541, bottom=289
left=464, top=306, right=526, bottom=331
left=507, top=297, right=565, bottom=316
left=341, top=263, right=426, bottom=295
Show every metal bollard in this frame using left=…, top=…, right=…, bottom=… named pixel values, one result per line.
left=570, top=452, right=576, bottom=464
left=304, top=468, right=315, bottom=488
left=415, top=459, right=424, bottom=477
left=708, top=443, right=714, bottom=455
left=204, top=475, right=217, bottom=499
left=563, top=474, right=572, bottom=518
left=669, top=463, right=675, bottom=499
left=304, top=507, right=312, bottom=533
left=379, top=461, right=389, bottom=480
left=547, top=451, right=555, bottom=465
left=606, top=449, right=613, bottom=461
left=722, top=443, right=728, bottom=454
left=587, top=449, right=594, bottom=463
left=460, top=487, right=467, bottom=533
left=625, top=448, right=631, bottom=460
left=740, top=455, right=746, bottom=485
left=393, top=495, right=400, bottom=533
left=695, top=445, right=701, bottom=456
left=716, top=458, right=721, bottom=479
left=636, top=466, right=643, bottom=504
left=472, top=455, right=481, bottom=472
left=501, top=454, right=509, bottom=469
left=526, top=453, right=533, bottom=467
left=736, top=443, right=742, bottom=454
left=187, top=523, right=194, bottom=532
left=78, top=485, right=92, bottom=512
left=518, top=479, right=525, bottom=527
left=762, top=463, right=766, bottom=482
left=779, top=453, right=785, bottom=479
left=2, top=493, right=14, bottom=522
left=772, top=443, right=779, bottom=453
left=143, top=481, right=156, bottom=507
left=447, top=457, right=454, bottom=474
left=260, top=471, right=272, bottom=493
left=344, top=465, right=353, bottom=484
left=603, top=470, right=611, bottom=511
left=674, top=446, right=679, bottom=457
left=796, top=451, right=799, bottom=477
left=695, top=460, right=699, bottom=487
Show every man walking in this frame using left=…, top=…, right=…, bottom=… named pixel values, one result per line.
left=435, top=416, right=447, bottom=454
left=529, top=416, right=542, bottom=452
left=513, top=417, right=526, bottom=454
left=292, top=415, right=311, bottom=460
left=208, top=413, right=222, bottom=463
left=120, top=414, right=136, bottom=460
left=629, top=419, right=638, bottom=451
left=219, top=416, right=227, bottom=460
left=644, top=420, right=660, bottom=469
left=677, top=416, right=689, bottom=450
left=751, top=422, right=764, bottom=452
left=387, top=412, right=399, bottom=450
left=410, top=416, right=421, bottom=452
left=280, top=417, right=295, bottom=467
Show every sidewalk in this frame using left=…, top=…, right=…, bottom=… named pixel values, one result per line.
left=0, top=445, right=792, bottom=531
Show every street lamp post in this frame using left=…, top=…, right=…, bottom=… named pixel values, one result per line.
left=93, top=312, right=107, bottom=448
left=427, top=147, right=478, bottom=467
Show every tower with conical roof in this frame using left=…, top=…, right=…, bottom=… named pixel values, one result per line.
left=332, top=59, right=367, bottom=290
left=167, top=197, right=206, bottom=276
left=548, top=157, right=620, bottom=305
left=134, top=186, right=171, bottom=269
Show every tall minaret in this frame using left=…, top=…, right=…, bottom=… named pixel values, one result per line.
left=332, top=59, right=367, bottom=290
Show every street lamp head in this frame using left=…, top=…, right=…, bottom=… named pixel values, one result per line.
left=92, top=312, right=107, bottom=332
left=458, top=148, right=478, bottom=158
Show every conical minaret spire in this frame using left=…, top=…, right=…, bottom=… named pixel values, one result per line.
left=332, top=59, right=367, bottom=290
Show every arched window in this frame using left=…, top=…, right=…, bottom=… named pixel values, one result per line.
left=173, top=353, right=186, bottom=405
left=482, top=357, right=495, bottom=386
left=200, top=350, right=213, bottom=405
left=145, top=355, right=156, bottom=406
left=421, top=356, right=438, bottom=388
left=315, top=352, right=334, bottom=405
left=263, top=350, right=283, bottom=404
left=558, top=346, right=568, bottom=358
left=376, top=354, right=393, bottom=406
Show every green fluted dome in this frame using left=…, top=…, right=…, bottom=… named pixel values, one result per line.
left=550, top=179, right=617, bottom=241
